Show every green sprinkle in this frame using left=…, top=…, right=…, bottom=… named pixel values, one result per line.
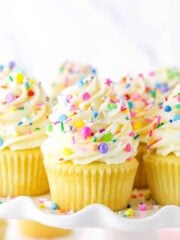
left=59, top=67, right=64, bottom=73
left=112, top=139, right=117, bottom=142
left=167, top=69, right=177, bottom=79
left=46, top=123, right=53, bottom=132
left=18, top=107, right=25, bottom=110
left=102, top=133, right=113, bottom=142
left=9, top=76, right=13, bottom=81
left=93, top=137, right=97, bottom=142
left=157, top=122, right=164, bottom=128
left=108, top=103, right=117, bottom=110
left=133, top=134, right=140, bottom=139
left=60, top=122, right=64, bottom=131
left=150, top=89, right=156, bottom=98
left=35, top=127, right=41, bottom=131
left=125, top=116, right=129, bottom=120
left=175, top=104, right=180, bottom=109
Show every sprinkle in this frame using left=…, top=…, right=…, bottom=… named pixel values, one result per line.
left=164, top=105, right=172, bottom=112
left=60, top=122, right=64, bottom=131
left=173, top=114, right=180, bottom=121
left=127, top=101, right=134, bottom=109
left=0, top=65, right=4, bottom=71
left=129, top=131, right=135, bottom=137
left=102, top=133, right=113, bottom=142
left=157, top=122, right=164, bottom=128
left=77, top=80, right=84, bottom=87
left=16, top=73, right=24, bottom=84
left=9, top=61, right=16, bottom=69
left=35, top=127, right=40, bottom=131
left=0, top=138, right=4, bottom=147
left=175, top=104, right=180, bottom=109
left=46, top=124, right=53, bottom=132
left=108, top=103, right=117, bottom=110
left=124, top=143, right=131, bottom=152
left=17, top=106, right=25, bottom=110
left=133, top=134, right=140, bottom=139
left=5, top=93, right=16, bottom=103
left=125, top=208, right=134, bottom=217
left=93, top=137, right=97, bottom=142
left=133, top=122, right=142, bottom=130
left=91, top=68, right=97, bottom=74
left=92, top=111, right=99, bottom=118
left=27, top=90, right=35, bottom=97
left=98, top=143, right=108, bottom=154
left=99, top=128, right=105, bottom=133
left=17, top=121, right=23, bottom=126
left=112, top=139, right=117, bottom=142
left=82, top=92, right=91, bottom=101
left=59, top=114, right=67, bottom=122
left=81, top=126, right=92, bottom=139
left=105, top=79, right=112, bottom=86
left=138, top=203, right=147, bottom=211
left=62, top=148, right=73, bottom=156
left=24, top=81, right=30, bottom=89
left=150, top=89, right=156, bottom=98
left=74, top=120, right=85, bottom=128
left=9, top=76, right=13, bottom=81
left=148, top=138, right=162, bottom=149
left=44, top=201, right=58, bottom=210
left=29, top=79, right=35, bottom=85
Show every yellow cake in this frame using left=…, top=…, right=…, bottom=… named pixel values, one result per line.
left=144, top=85, right=180, bottom=205
left=0, top=220, right=7, bottom=240
left=0, top=66, right=50, bottom=196
left=18, top=221, right=71, bottom=238
left=42, top=76, right=139, bottom=211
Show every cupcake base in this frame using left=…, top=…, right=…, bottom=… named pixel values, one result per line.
left=0, top=220, right=7, bottom=240
left=134, top=143, right=148, bottom=189
left=45, top=158, right=138, bottom=211
left=144, top=152, right=180, bottom=205
left=18, top=221, right=71, bottom=238
left=0, top=148, right=49, bottom=197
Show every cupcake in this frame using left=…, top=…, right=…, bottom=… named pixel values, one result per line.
left=144, top=84, right=180, bottom=205
left=45, top=61, right=97, bottom=104
left=18, top=221, right=71, bottom=238
left=42, top=76, right=139, bottom=211
left=0, top=67, right=49, bottom=196
left=118, top=75, right=161, bottom=189
left=0, top=220, right=7, bottom=240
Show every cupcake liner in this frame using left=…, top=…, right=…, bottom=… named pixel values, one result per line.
left=144, top=153, right=180, bottom=205
left=18, top=221, right=71, bottom=238
left=134, top=143, right=148, bottom=189
left=45, top=158, right=138, bottom=211
left=0, top=148, right=49, bottom=196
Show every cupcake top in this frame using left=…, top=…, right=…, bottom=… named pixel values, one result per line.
left=42, top=76, right=139, bottom=165
left=0, top=67, right=50, bottom=151
left=147, top=84, right=180, bottom=156
left=144, top=67, right=179, bottom=96
left=46, top=61, right=97, bottom=100
left=117, top=75, right=160, bottom=143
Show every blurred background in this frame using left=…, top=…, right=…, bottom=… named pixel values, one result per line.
left=0, top=0, right=180, bottom=84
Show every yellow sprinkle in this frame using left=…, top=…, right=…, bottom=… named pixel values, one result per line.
left=62, top=148, right=73, bottom=156
left=73, top=120, right=85, bottom=128
left=125, top=208, right=134, bottom=217
left=133, top=122, right=142, bottom=130
left=38, top=203, right=44, bottom=208
left=10, top=106, right=16, bottom=112
left=29, top=79, right=35, bottom=85
left=16, top=73, right=24, bottom=84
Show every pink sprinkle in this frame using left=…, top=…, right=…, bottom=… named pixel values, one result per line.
left=105, top=78, right=112, bottom=86
left=129, top=131, right=135, bottom=137
left=82, top=92, right=91, bottom=101
left=5, top=93, right=16, bottom=103
left=149, top=130, right=153, bottom=137
left=157, top=115, right=161, bottom=125
left=81, top=126, right=92, bottom=139
left=66, top=95, right=72, bottom=103
left=138, top=203, right=147, bottom=211
left=132, top=93, right=140, bottom=99
left=72, top=135, right=75, bottom=144
left=149, top=71, right=156, bottom=77
left=138, top=73, right=144, bottom=78
left=99, top=128, right=105, bottom=133
left=125, top=143, right=131, bottom=152
left=130, top=111, right=136, bottom=117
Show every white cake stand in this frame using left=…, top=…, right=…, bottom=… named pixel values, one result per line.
left=0, top=195, right=179, bottom=240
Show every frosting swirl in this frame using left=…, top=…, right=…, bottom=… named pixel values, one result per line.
left=147, top=84, right=180, bottom=156
left=0, top=68, right=50, bottom=150
left=42, top=77, right=139, bottom=164
left=46, top=61, right=97, bottom=100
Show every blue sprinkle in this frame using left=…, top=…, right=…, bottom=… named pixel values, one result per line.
left=154, top=82, right=162, bottom=89
left=128, top=101, right=134, bottom=109
left=0, top=138, right=4, bottom=147
left=173, top=114, right=180, bottom=121
left=59, top=114, right=67, bottom=122
left=17, top=121, right=23, bottom=126
left=169, top=119, right=173, bottom=123
left=92, top=112, right=99, bottom=118
left=50, top=202, right=58, bottom=210
left=0, top=65, right=4, bottom=71
left=91, top=68, right=97, bottom=74
left=77, top=79, right=84, bottom=87
left=164, top=105, right=172, bottom=112
left=25, top=81, right=30, bottom=89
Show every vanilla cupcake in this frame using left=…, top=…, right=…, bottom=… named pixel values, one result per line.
left=42, top=76, right=139, bottom=211
left=118, top=75, right=161, bottom=189
left=46, top=61, right=97, bottom=104
left=144, top=84, right=180, bottom=205
left=18, top=221, right=71, bottom=238
left=0, top=67, right=49, bottom=196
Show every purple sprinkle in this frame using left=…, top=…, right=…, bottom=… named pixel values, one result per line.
left=5, top=93, right=16, bottom=103
left=98, top=143, right=108, bottom=154
left=99, top=128, right=105, bottom=133
left=8, top=61, right=16, bottom=69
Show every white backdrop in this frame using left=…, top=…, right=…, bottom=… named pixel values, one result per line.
left=0, top=0, right=180, bottom=86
